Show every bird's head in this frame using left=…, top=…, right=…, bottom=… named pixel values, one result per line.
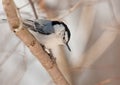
left=52, top=21, right=71, bottom=51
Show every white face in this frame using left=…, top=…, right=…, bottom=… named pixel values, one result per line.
left=53, top=24, right=68, bottom=43
left=64, top=32, right=68, bottom=43
left=53, top=24, right=64, bottom=33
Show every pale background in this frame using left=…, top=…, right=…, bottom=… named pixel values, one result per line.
left=0, top=0, right=120, bottom=85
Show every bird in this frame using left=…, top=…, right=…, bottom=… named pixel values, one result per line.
left=23, top=19, right=71, bottom=55
left=23, top=19, right=72, bottom=85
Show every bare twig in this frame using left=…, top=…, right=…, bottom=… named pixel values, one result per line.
left=0, top=41, right=21, bottom=66
left=79, top=26, right=118, bottom=68
left=51, top=0, right=82, bottom=20
left=108, top=0, right=120, bottom=25
left=96, top=76, right=120, bottom=85
left=51, top=0, right=107, bottom=20
left=4, top=54, right=27, bottom=85
left=18, top=2, right=29, bottom=9
left=28, top=0, right=38, bottom=19
left=2, top=0, right=69, bottom=85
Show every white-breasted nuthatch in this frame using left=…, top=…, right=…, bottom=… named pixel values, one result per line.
left=23, top=19, right=72, bottom=85
left=23, top=19, right=71, bottom=55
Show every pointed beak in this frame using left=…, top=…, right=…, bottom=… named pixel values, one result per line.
left=66, top=43, right=71, bottom=51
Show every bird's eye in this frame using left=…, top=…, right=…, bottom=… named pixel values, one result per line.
left=63, top=32, right=65, bottom=39
left=63, top=36, right=65, bottom=40
left=63, top=36, right=66, bottom=43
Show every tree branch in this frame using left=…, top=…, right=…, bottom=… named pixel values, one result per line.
left=2, top=0, right=69, bottom=85
left=28, top=0, right=38, bottom=19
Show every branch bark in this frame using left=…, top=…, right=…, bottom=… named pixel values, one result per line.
left=2, top=0, right=69, bottom=85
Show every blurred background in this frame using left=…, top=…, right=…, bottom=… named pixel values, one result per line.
left=0, top=0, right=120, bottom=85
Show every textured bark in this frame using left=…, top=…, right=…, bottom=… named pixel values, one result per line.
left=2, top=0, right=69, bottom=85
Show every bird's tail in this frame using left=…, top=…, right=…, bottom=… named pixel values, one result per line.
left=22, top=19, right=37, bottom=31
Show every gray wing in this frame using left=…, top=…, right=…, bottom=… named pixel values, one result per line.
left=35, top=19, right=55, bottom=35
left=23, top=19, right=55, bottom=35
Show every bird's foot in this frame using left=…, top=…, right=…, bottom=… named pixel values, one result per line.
left=48, top=53, right=56, bottom=63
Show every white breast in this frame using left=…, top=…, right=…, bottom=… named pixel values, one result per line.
left=29, top=30, right=65, bottom=49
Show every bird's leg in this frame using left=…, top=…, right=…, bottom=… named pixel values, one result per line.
left=48, top=49, right=56, bottom=63
left=40, top=44, right=50, bottom=55
left=40, top=44, right=46, bottom=51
